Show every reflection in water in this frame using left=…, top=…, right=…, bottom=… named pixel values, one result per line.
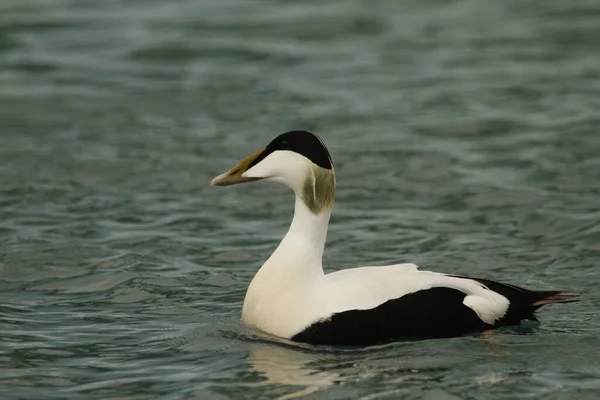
left=245, top=331, right=520, bottom=399
left=247, top=345, right=339, bottom=400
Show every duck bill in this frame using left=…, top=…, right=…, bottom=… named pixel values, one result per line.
left=210, top=149, right=265, bottom=186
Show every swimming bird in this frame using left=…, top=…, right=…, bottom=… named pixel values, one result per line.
left=211, top=130, right=577, bottom=346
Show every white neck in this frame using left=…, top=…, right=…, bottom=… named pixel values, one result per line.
left=265, top=194, right=331, bottom=279
left=242, top=194, right=332, bottom=336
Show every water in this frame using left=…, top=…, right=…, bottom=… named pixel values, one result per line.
left=1, top=0, right=599, bottom=398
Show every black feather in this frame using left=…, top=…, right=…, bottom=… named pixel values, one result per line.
left=249, top=130, right=333, bottom=170
left=291, top=287, right=490, bottom=346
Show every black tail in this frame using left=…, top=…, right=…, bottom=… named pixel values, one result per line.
left=449, top=275, right=579, bottom=326
left=530, top=290, right=580, bottom=309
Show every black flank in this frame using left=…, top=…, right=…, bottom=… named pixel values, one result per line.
left=291, top=287, right=491, bottom=346
left=248, top=130, right=333, bottom=170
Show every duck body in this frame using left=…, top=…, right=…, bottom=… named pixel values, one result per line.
left=212, top=130, right=577, bottom=346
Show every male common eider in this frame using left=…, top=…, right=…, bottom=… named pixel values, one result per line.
left=211, top=130, right=577, bottom=346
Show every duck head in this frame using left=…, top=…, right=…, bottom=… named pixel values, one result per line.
left=211, top=130, right=336, bottom=214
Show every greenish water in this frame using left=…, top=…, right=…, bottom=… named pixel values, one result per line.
left=1, top=0, right=599, bottom=398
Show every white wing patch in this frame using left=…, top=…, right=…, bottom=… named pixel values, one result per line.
left=463, top=293, right=509, bottom=324
left=430, top=275, right=510, bottom=324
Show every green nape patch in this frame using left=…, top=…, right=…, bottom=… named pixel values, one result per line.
left=302, top=165, right=336, bottom=214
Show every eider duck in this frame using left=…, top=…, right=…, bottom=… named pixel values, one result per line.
left=211, top=130, right=577, bottom=346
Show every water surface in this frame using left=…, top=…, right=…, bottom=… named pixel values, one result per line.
left=1, top=0, right=599, bottom=399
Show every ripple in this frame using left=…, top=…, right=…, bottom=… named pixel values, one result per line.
left=1, top=0, right=599, bottom=399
